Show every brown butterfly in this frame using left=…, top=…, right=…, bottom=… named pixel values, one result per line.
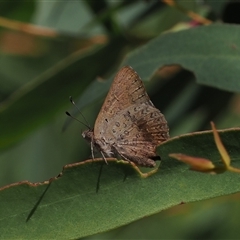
left=82, top=66, right=169, bottom=167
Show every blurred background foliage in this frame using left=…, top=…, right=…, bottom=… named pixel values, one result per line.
left=0, top=0, right=240, bottom=239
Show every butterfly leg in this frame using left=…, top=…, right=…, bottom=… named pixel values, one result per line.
left=100, top=151, right=108, bottom=165
left=90, top=141, right=95, bottom=160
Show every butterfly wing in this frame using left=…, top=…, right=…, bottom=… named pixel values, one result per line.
left=110, top=103, right=169, bottom=167
left=91, top=65, right=169, bottom=167
left=94, top=66, right=154, bottom=138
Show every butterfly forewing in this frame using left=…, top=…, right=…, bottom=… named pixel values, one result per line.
left=94, top=66, right=153, bottom=137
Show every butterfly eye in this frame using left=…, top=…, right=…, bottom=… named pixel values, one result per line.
left=105, top=119, right=108, bottom=122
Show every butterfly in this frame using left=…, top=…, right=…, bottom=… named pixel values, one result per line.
left=82, top=66, right=169, bottom=167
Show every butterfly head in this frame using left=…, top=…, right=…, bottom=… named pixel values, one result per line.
left=82, top=129, right=94, bottom=142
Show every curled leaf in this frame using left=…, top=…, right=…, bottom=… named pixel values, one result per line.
left=169, top=153, right=216, bottom=173
left=211, top=121, right=230, bottom=168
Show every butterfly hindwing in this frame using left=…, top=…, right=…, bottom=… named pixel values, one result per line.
left=109, top=104, right=168, bottom=167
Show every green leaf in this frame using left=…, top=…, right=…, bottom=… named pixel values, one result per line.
left=90, top=193, right=240, bottom=239
left=1, top=128, right=240, bottom=239
left=124, top=24, right=240, bottom=92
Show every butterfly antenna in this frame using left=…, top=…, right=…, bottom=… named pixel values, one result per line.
left=65, top=111, right=90, bottom=129
left=69, top=96, right=91, bottom=129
